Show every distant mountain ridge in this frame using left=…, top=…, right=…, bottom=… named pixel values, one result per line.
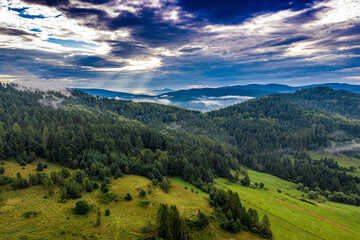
left=74, top=83, right=360, bottom=111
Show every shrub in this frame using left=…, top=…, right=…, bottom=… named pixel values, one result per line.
left=99, top=191, right=117, bottom=204
left=24, top=211, right=38, bottom=218
left=101, top=183, right=109, bottom=193
left=259, top=182, right=264, bottom=189
left=197, top=210, right=209, bottom=227
left=308, top=191, right=319, bottom=200
left=147, top=186, right=152, bottom=194
left=277, top=189, right=282, bottom=193
left=105, top=209, right=110, bottom=216
left=139, top=200, right=150, bottom=208
left=93, top=182, right=99, bottom=189
left=75, top=200, right=90, bottom=215
left=0, top=176, right=12, bottom=186
left=160, top=177, right=170, bottom=193
left=296, top=183, right=304, bottom=190
left=241, top=174, right=250, bottom=186
left=139, top=189, right=146, bottom=197
left=37, top=161, right=44, bottom=171
left=152, top=179, right=158, bottom=186
left=124, top=193, right=132, bottom=201
left=0, top=167, right=4, bottom=175
left=85, top=180, right=93, bottom=192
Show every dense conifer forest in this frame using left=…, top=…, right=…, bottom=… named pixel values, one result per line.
left=1, top=83, right=360, bottom=239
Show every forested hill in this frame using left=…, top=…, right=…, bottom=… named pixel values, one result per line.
left=0, top=83, right=239, bottom=189
left=74, top=86, right=360, bottom=154
left=1, top=83, right=360, bottom=206
left=209, top=87, right=360, bottom=154
left=290, top=87, right=360, bottom=119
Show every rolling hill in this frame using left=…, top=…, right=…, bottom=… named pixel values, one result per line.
left=1, top=83, right=360, bottom=240
left=76, top=83, right=360, bottom=111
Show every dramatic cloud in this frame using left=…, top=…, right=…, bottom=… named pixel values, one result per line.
left=0, top=0, right=359, bottom=92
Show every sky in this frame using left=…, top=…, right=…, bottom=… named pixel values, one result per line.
left=0, top=0, right=359, bottom=93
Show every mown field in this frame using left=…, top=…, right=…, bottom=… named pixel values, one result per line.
left=0, top=160, right=260, bottom=240
left=214, top=170, right=360, bottom=240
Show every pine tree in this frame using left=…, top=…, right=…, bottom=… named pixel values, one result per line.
left=260, top=214, right=272, bottom=238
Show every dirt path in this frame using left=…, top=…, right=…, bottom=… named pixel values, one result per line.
left=269, top=196, right=353, bottom=232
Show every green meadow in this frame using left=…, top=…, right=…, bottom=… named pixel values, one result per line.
left=212, top=170, right=360, bottom=240
left=309, top=152, right=360, bottom=178
left=0, top=161, right=260, bottom=240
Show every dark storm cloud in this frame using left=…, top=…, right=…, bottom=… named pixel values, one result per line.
left=108, top=8, right=196, bottom=47
left=108, top=41, right=148, bottom=58
left=72, top=56, right=125, bottom=68
left=58, top=5, right=196, bottom=47
left=178, top=0, right=322, bottom=24
left=0, top=48, right=118, bottom=81
left=79, top=0, right=114, bottom=4
left=23, top=0, right=70, bottom=7
left=1, top=0, right=359, bottom=90
left=60, top=7, right=109, bottom=28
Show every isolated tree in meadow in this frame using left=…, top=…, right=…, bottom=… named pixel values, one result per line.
left=125, top=193, right=132, bottom=201
left=105, top=209, right=110, bottom=216
left=241, top=174, right=250, bottom=186
left=0, top=166, right=4, bottom=175
left=308, top=191, right=319, bottom=199
left=161, top=177, right=170, bottom=193
left=259, top=214, right=272, bottom=238
left=101, top=182, right=109, bottom=193
left=85, top=178, right=93, bottom=192
left=37, top=161, right=44, bottom=171
left=139, top=189, right=146, bottom=197
left=75, top=200, right=90, bottom=215
left=349, top=166, right=356, bottom=172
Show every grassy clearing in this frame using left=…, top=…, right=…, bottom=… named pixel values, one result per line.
left=0, top=161, right=261, bottom=240
left=169, top=177, right=208, bottom=197
left=309, top=152, right=360, bottom=177
left=0, top=159, right=62, bottom=179
left=309, top=152, right=360, bottom=169
left=214, top=169, right=360, bottom=240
